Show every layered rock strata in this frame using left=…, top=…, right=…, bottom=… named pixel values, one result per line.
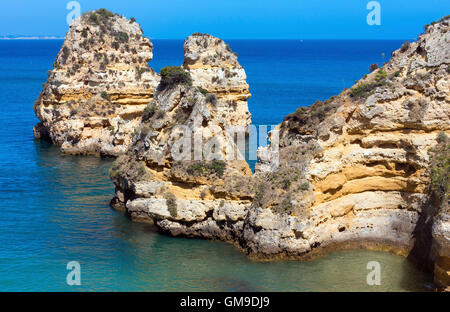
left=111, top=17, right=449, bottom=290
left=110, top=82, right=253, bottom=242
left=33, top=9, right=159, bottom=156
left=250, top=18, right=449, bottom=255
left=34, top=18, right=252, bottom=156
left=182, top=33, right=252, bottom=128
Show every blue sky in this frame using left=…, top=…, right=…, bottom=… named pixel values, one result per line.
left=1, top=0, right=449, bottom=39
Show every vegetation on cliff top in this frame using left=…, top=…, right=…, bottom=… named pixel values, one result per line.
left=424, top=15, right=450, bottom=31
left=84, top=9, right=117, bottom=26
left=159, top=66, right=192, bottom=90
left=81, top=9, right=132, bottom=52
left=350, top=69, right=389, bottom=100
left=186, top=160, right=227, bottom=178
left=109, top=155, right=150, bottom=182
left=282, top=95, right=340, bottom=136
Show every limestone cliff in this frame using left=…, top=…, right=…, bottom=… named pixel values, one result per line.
left=182, top=33, right=252, bottom=128
left=33, top=9, right=159, bottom=156
left=110, top=17, right=449, bottom=290
left=249, top=17, right=450, bottom=288
left=110, top=75, right=253, bottom=240
left=34, top=21, right=252, bottom=156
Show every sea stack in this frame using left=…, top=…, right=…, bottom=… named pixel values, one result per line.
left=110, top=66, right=254, bottom=240
left=182, top=33, right=252, bottom=128
left=33, top=24, right=253, bottom=156
left=110, top=17, right=449, bottom=290
left=33, top=9, right=159, bottom=156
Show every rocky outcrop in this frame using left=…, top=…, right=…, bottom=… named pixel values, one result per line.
left=250, top=19, right=449, bottom=249
left=247, top=18, right=450, bottom=290
left=110, top=17, right=450, bottom=290
left=34, top=22, right=252, bottom=156
left=182, top=33, right=251, bottom=128
left=33, top=9, right=159, bottom=156
left=433, top=203, right=450, bottom=291
left=109, top=35, right=254, bottom=231
left=110, top=79, right=253, bottom=239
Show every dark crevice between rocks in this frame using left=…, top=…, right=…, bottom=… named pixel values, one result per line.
left=34, top=122, right=52, bottom=143
left=407, top=192, right=437, bottom=273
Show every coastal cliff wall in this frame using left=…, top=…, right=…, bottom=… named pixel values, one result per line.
left=110, top=17, right=449, bottom=290
left=249, top=18, right=449, bottom=257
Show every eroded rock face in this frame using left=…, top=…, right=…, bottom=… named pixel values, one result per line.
left=433, top=208, right=450, bottom=291
left=110, top=82, right=254, bottom=240
left=246, top=18, right=450, bottom=288
left=182, top=33, right=251, bottom=128
left=33, top=9, right=160, bottom=156
left=110, top=17, right=449, bottom=290
left=109, top=35, right=255, bottom=233
left=34, top=26, right=252, bottom=156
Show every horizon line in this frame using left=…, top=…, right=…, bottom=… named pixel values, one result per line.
left=0, top=36, right=414, bottom=41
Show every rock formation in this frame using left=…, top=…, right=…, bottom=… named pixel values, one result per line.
left=182, top=33, right=252, bottom=128
left=110, top=71, right=254, bottom=240
left=34, top=17, right=252, bottom=156
left=33, top=9, right=159, bottom=156
left=110, top=17, right=449, bottom=290
left=248, top=18, right=449, bottom=254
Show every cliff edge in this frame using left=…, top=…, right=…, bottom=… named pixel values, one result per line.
left=110, top=16, right=449, bottom=290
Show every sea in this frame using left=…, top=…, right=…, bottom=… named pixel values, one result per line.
left=0, top=39, right=433, bottom=291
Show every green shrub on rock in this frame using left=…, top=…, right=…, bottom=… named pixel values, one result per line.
left=109, top=156, right=149, bottom=182
left=429, top=133, right=449, bottom=212
left=143, top=104, right=156, bottom=118
left=165, top=193, right=177, bottom=217
left=299, top=182, right=309, bottom=191
left=205, top=93, right=217, bottom=105
left=101, top=91, right=110, bottom=101
left=84, top=9, right=117, bottom=30
left=61, top=46, right=70, bottom=62
left=437, top=131, right=448, bottom=144
left=350, top=70, right=388, bottom=100
left=197, top=87, right=209, bottom=95
left=160, top=66, right=192, bottom=89
left=114, top=31, right=129, bottom=43
left=186, top=160, right=226, bottom=178
left=97, top=8, right=115, bottom=19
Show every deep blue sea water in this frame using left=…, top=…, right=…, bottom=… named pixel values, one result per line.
left=0, top=39, right=433, bottom=291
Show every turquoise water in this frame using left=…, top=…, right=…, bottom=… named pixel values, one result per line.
left=0, top=39, right=433, bottom=291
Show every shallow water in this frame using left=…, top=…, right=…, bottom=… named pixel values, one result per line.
left=0, top=39, right=433, bottom=291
